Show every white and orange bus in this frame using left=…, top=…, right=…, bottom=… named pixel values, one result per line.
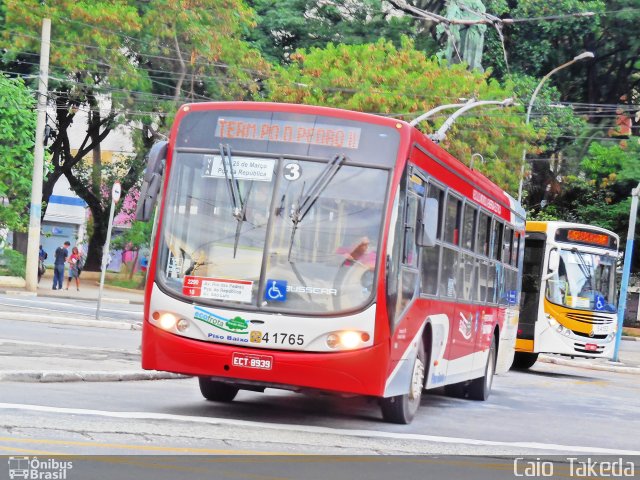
left=137, top=102, right=525, bottom=423
left=514, top=221, right=619, bottom=369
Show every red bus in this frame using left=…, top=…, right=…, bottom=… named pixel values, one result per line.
left=137, top=102, right=525, bottom=424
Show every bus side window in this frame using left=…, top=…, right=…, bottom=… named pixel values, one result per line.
left=476, top=212, right=490, bottom=257
left=444, top=194, right=462, bottom=245
left=503, top=227, right=513, bottom=264
left=491, top=219, right=503, bottom=261
left=440, top=247, right=460, bottom=298
left=462, top=203, right=477, bottom=251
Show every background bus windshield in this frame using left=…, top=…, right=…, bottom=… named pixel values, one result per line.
left=545, top=249, right=617, bottom=312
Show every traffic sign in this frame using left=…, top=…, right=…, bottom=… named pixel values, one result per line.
left=112, top=181, right=121, bottom=203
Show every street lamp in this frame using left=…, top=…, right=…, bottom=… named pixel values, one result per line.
left=517, top=51, right=594, bottom=203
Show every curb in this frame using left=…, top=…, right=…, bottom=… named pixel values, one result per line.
left=622, top=336, right=640, bottom=342
left=539, top=355, right=640, bottom=374
left=35, top=292, right=142, bottom=305
left=0, top=370, right=189, bottom=383
left=0, top=312, right=141, bottom=331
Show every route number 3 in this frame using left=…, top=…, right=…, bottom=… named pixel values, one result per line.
left=283, top=163, right=301, bottom=181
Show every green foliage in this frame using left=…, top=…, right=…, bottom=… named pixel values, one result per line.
left=0, top=248, right=26, bottom=277
left=263, top=38, right=534, bottom=194
left=0, top=74, right=36, bottom=232
left=111, top=221, right=152, bottom=252
left=581, top=139, right=640, bottom=185
left=246, top=0, right=418, bottom=63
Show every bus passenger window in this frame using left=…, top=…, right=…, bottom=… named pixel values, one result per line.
left=491, top=220, right=503, bottom=260
left=426, top=183, right=445, bottom=240
left=420, top=243, right=440, bottom=295
left=444, top=195, right=461, bottom=245
left=476, top=213, right=490, bottom=257
left=462, top=204, right=477, bottom=251
left=487, top=263, right=497, bottom=303
left=503, top=227, right=513, bottom=264
left=440, top=247, right=460, bottom=298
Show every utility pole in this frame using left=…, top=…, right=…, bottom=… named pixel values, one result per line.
left=96, top=181, right=121, bottom=320
left=613, top=183, right=640, bottom=362
left=25, top=18, right=51, bottom=292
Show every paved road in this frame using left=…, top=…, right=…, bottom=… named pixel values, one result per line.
left=0, top=361, right=638, bottom=455
left=0, top=295, right=142, bottom=323
left=0, top=314, right=638, bottom=456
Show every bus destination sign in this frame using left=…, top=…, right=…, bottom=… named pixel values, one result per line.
left=556, top=228, right=615, bottom=248
left=215, top=116, right=361, bottom=149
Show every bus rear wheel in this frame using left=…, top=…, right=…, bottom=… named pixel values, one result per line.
left=512, top=352, right=539, bottom=370
left=198, top=377, right=239, bottom=402
left=380, top=340, right=426, bottom=424
left=467, top=337, right=496, bottom=401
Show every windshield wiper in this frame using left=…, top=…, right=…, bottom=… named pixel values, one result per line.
left=219, top=144, right=249, bottom=258
left=287, top=154, right=346, bottom=260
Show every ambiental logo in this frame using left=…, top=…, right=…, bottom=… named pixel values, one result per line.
left=7, top=457, right=73, bottom=480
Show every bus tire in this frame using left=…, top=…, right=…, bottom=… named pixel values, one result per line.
left=380, top=340, right=426, bottom=424
left=467, top=337, right=496, bottom=401
left=198, top=377, right=239, bottom=402
left=512, top=352, right=539, bottom=370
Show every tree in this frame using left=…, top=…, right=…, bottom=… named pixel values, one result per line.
left=1, top=0, right=269, bottom=270
left=0, top=74, right=36, bottom=233
left=263, top=38, right=534, bottom=194
left=246, top=0, right=419, bottom=63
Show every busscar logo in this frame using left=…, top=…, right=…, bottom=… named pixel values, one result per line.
left=8, top=457, right=73, bottom=479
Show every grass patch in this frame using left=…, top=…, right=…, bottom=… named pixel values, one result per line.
left=623, top=327, right=640, bottom=338
left=105, top=276, right=145, bottom=290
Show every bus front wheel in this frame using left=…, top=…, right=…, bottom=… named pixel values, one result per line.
left=380, top=340, right=426, bottom=424
left=512, top=352, right=539, bottom=370
left=198, top=377, right=239, bottom=402
left=467, top=337, right=496, bottom=401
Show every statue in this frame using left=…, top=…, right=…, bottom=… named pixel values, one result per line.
left=438, top=0, right=487, bottom=71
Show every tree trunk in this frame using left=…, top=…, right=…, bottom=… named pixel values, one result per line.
left=11, top=231, right=28, bottom=255
left=128, top=249, right=139, bottom=280
left=83, top=212, right=109, bottom=272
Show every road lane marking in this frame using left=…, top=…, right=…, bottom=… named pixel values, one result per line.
left=0, top=444, right=62, bottom=455
left=0, top=402, right=638, bottom=455
left=0, top=436, right=285, bottom=455
left=0, top=338, right=139, bottom=355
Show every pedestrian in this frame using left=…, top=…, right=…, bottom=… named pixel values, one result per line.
left=38, top=245, right=48, bottom=283
left=52, top=241, right=70, bottom=290
left=65, top=246, right=81, bottom=291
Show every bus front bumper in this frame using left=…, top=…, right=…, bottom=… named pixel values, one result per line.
left=142, top=324, right=389, bottom=397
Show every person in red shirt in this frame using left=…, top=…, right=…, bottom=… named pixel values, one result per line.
left=65, top=246, right=82, bottom=291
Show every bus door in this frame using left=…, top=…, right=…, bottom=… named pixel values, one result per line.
left=518, top=232, right=547, bottom=352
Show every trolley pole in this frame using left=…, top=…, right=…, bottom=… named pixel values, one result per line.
left=613, top=183, right=640, bottom=362
left=24, top=18, right=51, bottom=292
left=96, top=181, right=121, bottom=320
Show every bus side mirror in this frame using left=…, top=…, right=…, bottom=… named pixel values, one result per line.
left=135, top=141, right=168, bottom=222
left=542, top=249, right=560, bottom=281
left=417, top=198, right=438, bottom=247
left=548, top=249, right=560, bottom=272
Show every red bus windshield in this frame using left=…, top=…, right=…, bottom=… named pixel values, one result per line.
left=156, top=109, right=400, bottom=315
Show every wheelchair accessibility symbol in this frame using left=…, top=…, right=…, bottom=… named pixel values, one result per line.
left=595, top=294, right=606, bottom=311
left=265, top=279, right=287, bottom=302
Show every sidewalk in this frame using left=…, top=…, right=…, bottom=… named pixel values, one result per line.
left=539, top=337, right=640, bottom=374
left=1, top=270, right=144, bottom=304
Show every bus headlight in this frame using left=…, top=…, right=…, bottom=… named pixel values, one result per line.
left=340, top=331, right=361, bottom=349
left=325, top=331, right=370, bottom=350
left=159, top=313, right=178, bottom=330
